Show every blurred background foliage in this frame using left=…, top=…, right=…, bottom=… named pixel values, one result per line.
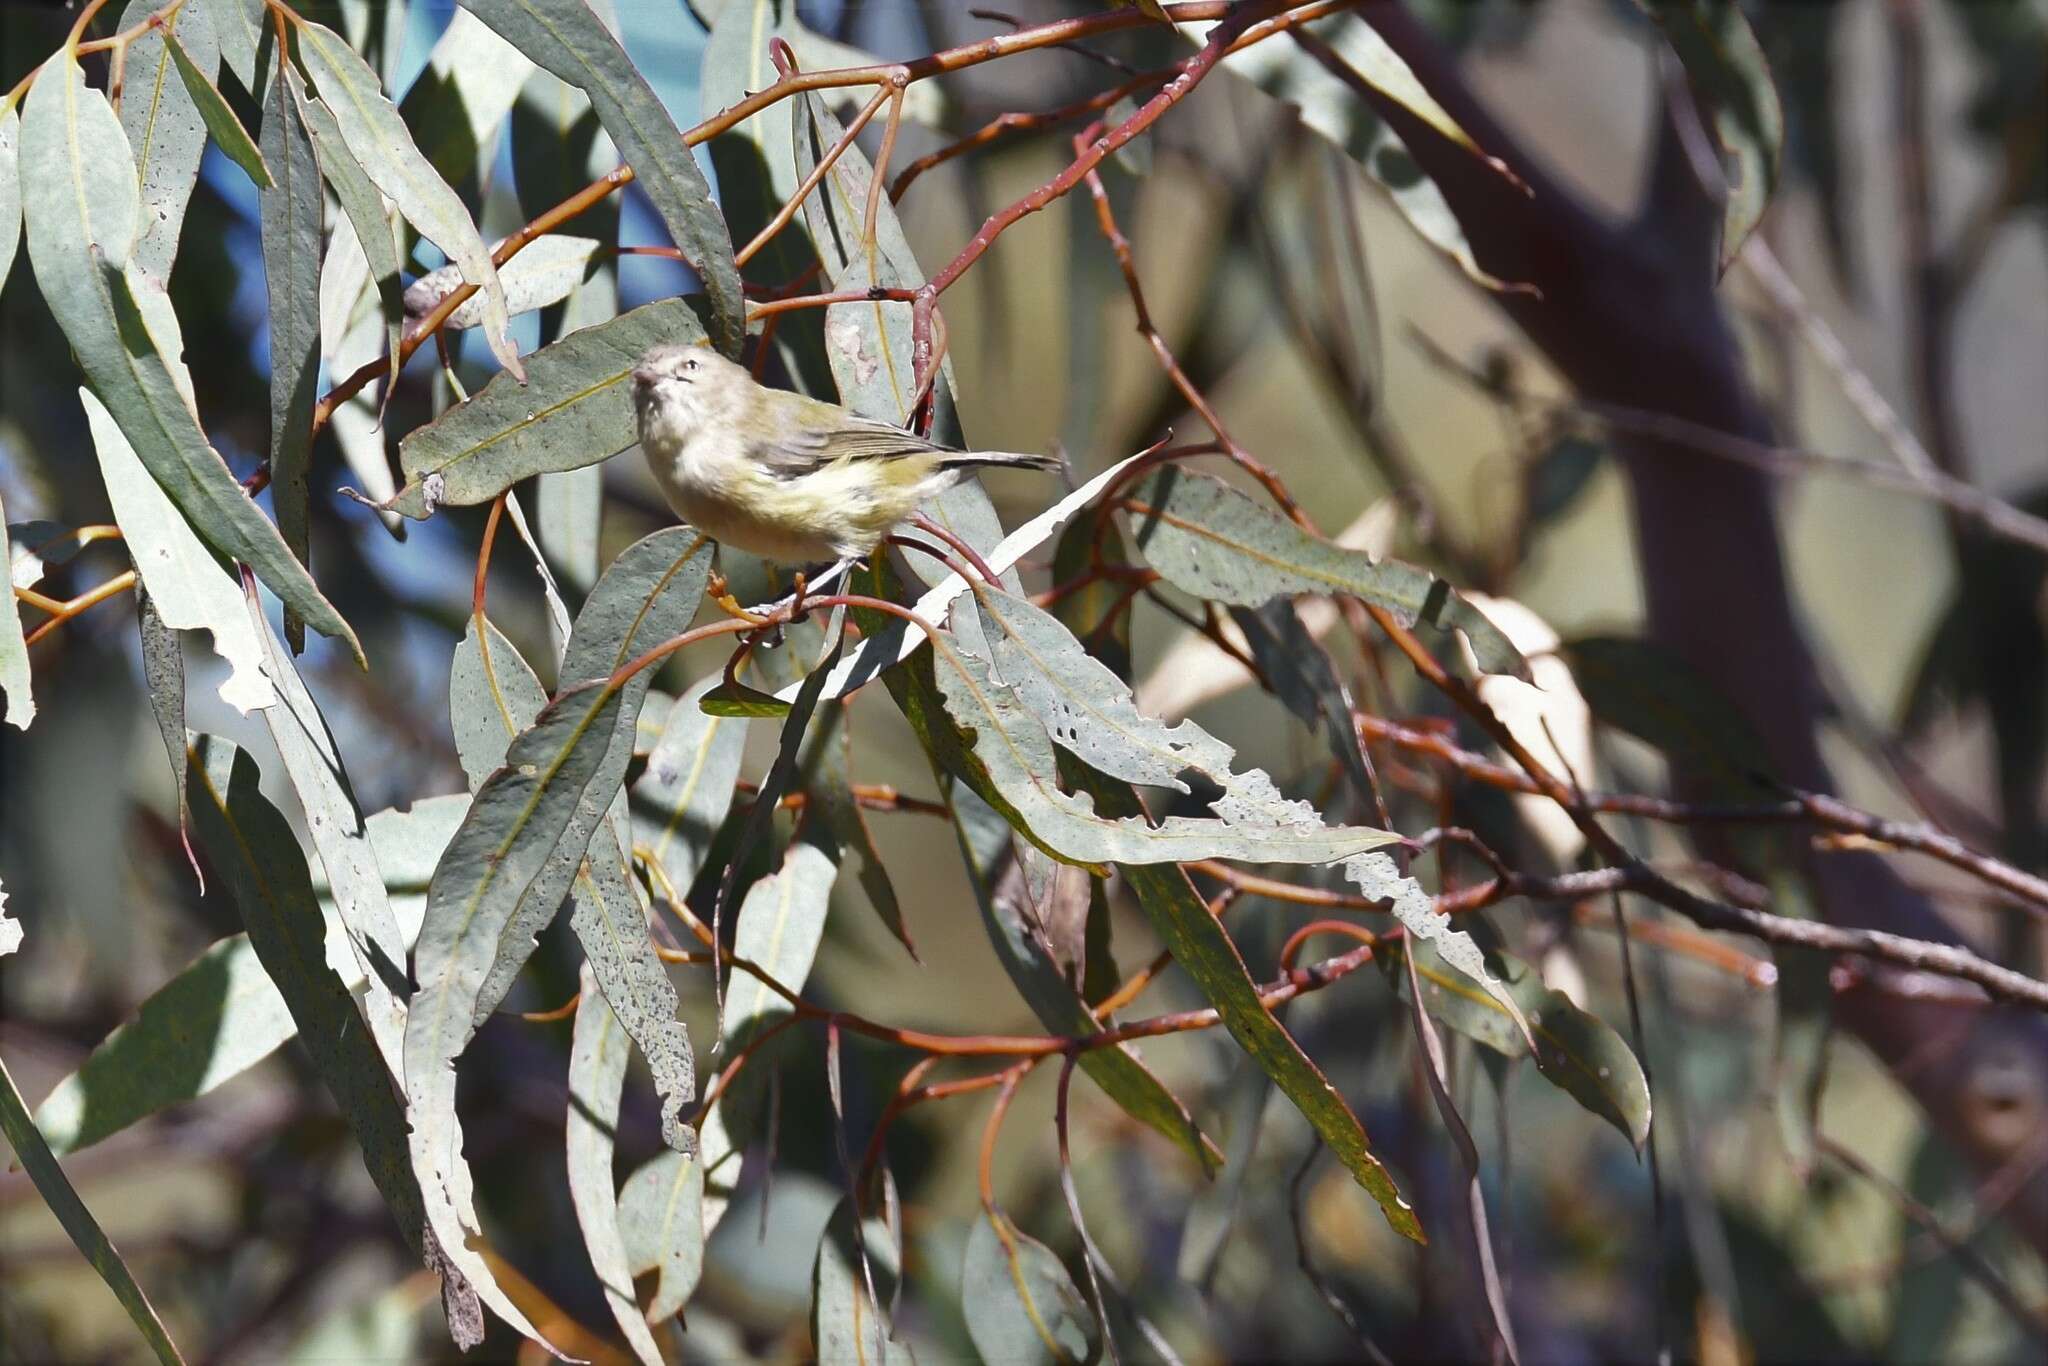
left=2, top=0, right=2045, bottom=1362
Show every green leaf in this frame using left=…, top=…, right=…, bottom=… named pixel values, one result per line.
left=1387, top=934, right=1652, bottom=1151
left=1125, top=466, right=1525, bottom=679
left=0, top=493, right=33, bottom=729
left=404, top=232, right=602, bottom=330
left=166, top=28, right=271, bottom=186
left=291, top=69, right=403, bottom=397
left=250, top=595, right=410, bottom=1071
left=962, top=1211, right=1100, bottom=1366
left=260, top=64, right=319, bottom=648
left=120, top=0, right=218, bottom=280
left=185, top=737, right=427, bottom=1255
left=135, top=585, right=186, bottom=837
left=21, top=55, right=364, bottom=664
left=631, top=675, right=746, bottom=902
left=401, top=7, right=536, bottom=198
left=200, top=0, right=265, bottom=93
left=1068, top=764, right=1423, bottom=1243
left=812, top=1196, right=912, bottom=1366
left=0, top=1055, right=186, bottom=1365
left=30, top=934, right=295, bottom=1157
left=1212, top=14, right=1510, bottom=289
left=1175, top=1055, right=1269, bottom=1289
left=80, top=387, right=279, bottom=712
left=537, top=464, right=604, bottom=597
left=0, top=101, right=24, bottom=295
left=457, top=0, right=744, bottom=357
left=1230, top=600, right=1378, bottom=810
left=448, top=613, right=549, bottom=783
left=951, top=787, right=1218, bottom=1174
left=566, top=965, right=666, bottom=1366
left=722, top=837, right=836, bottom=1050
left=404, top=532, right=709, bottom=1350
left=699, top=0, right=808, bottom=283
left=806, top=712, right=914, bottom=957
left=390, top=295, right=707, bottom=517
left=1639, top=0, right=1784, bottom=268
left=1561, top=634, right=1777, bottom=800
left=293, top=18, right=525, bottom=380
left=619, top=1148, right=705, bottom=1325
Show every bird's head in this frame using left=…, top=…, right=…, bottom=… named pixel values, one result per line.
left=632, top=342, right=747, bottom=435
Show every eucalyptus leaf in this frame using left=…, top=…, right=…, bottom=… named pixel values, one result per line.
left=0, top=105, right=20, bottom=294
left=813, top=1197, right=912, bottom=1366
left=458, top=0, right=744, bottom=355
left=1562, top=634, right=1776, bottom=800
left=619, top=1148, right=705, bottom=1325
left=120, top=0, right=217, bottom=280
left=631, top=675, right=746, bottom=906
left=165, top=29, right=270, bottom=186
left=291, top=70, right=403, bottom=396
left=404, top=232, right=602, bottom=330
left=199, top=0, right=264, bottom=93
left=21, top=57, right=364, bottom=664
left=81, top=387, right=278, bottom=714
left=391, top=295, right=708, bottom=517
left=0, top=1054, right=186, bottom=1365
left=294, top=19, right=525, bottom=379
left=722, top=838, right=836, bottom=1050
left=1230, top=600, right=1378, bottom=809
left=136, top=586, right=186, bottom=842
left=260, top=67, right=320, bottom=647
left=962, top=1212, right=1099, bottom=1366
left=0, top=495, right=32, bottom=729
left=1640, top=0, right=1784, bottom=268
left=1126, top=466, right=1524, bottom=678
left=565, top=966, right=666, bottom=1366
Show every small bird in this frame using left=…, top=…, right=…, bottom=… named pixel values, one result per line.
left=632, top=343, right=1061, bottom=570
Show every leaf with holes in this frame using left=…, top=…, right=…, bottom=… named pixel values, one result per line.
left=120, top=0, right=217, bottom=279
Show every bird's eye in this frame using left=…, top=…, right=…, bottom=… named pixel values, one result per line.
left=683, top=357, right=700, bottom=373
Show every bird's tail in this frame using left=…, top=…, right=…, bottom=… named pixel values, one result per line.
left=939, top=450, right=1065, bottom=474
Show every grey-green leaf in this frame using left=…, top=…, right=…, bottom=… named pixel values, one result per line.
left=457, top=0, right=743, bottom=356
left=404, top=233, right=602, bottom=330
left=136, top=586, right=185, bottom=833
left=120, top=0, right=217, bottom=280
left=294, top=19, right=525, bottom=380
left=186, top=737, right=426, bottom=1254
left=631, top=675, right=746, bottom=910
left=30, top=934, right=295, bottom=1157
left=81, top=388, right=279, bottom=712
left=260, top=67, right=319, bottom=648
left=813, top=1197, right=913, bottom=1366
left=291, top=71, right=403, bottom=396
left=619, top=1149, right=705, bottom=1325
left=0, top=1054, right=186, bottom=1365
left=962, top=1211, right=1099, bottom=1366
left=1126, top=465, right=1526, bottom=678
left=0, top=493, right=32, bottom=729
left=166, top=28, right=271, bottom=187
left=391, top=295, right=708, bottom=517
left=22, top=56, right=363, bottom=664
left=951, top=787, right=1218, bottom=1174
left=200, top=0, right=264, bottom=92
left=722, top=839, right=836, bottom=1049
left=0, top=104, right=23, bottom=295
left=449, top=613, right=549, bottom=785
left=565, top=966, right=666, bottom=1366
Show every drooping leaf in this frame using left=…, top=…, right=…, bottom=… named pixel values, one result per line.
left=290, top=69, right=403, bottom=396
left=404, top=232, right=602, bottom=330
left=260, top=65, right=320, bottom=649
left=631, top=674, right=747, bottom=897
left=721, top=835, right=836, bottom=1050
left=618, top=1148, right=705, bottom=1326
left=185, top=737, right=427, bottom=1256
left=1124, top=466, right=1526, bottom=679
left=458, top=0, right=744, bottom=356
left=165, top=28, right=271, bottom=186
left=390, top=295, right=707, bottom=517
left=21, top=57, right=364, bottom=664
left=30, top=934, right=295, bottom=1157
left=699, top=0, right=809, bottom=284
left=565, top=965, right=666, bottom=1366
left=0, top=1054, right=186, bottom=1365
left=1067, top=764, right=1423, bottom=1242
left=0, top=494, right=33, bottom=729
left=448, top=613, right=549, bottom=784
left=812, top=1196, right=912, bottom=1366
left=952, top=787, right=1217, bottom=1174
left=80, top=388, right=279, bottom=714
left=135, top=586, right=186, bottom=841
left=293, top=18, right=525, bottom=379
left=1386, top=932, right=1652, bottom=1151
left=1639, top=0, right=1785, bottom=268
left=400, top=6, right=537, bottom=198
left=0, top=103, right=19, bottom=295
left=120, top=0, right=218, bottom=280
left=200, top=0, right=265, bottom=93
left=537, top=465, right=603, bottom=599
left=1562, top=634, right=1777, bottom=800
left=1230, top=600, right=1378, bottom=810
left=962, top=1211, right=1100, bottom=1366
left=805, top=710, right=914, bottom=957
left=1176, top=1055, right=1270, bottom=1289
left=249, top=594, right=409, bottom=1072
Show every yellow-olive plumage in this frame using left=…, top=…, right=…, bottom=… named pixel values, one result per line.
left=632, top=344, right=1060, bottom=564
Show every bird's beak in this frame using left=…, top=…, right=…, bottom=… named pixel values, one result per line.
left=631, top=364, right=660, bottom=389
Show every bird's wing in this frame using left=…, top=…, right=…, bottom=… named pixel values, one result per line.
left=748, top=420, right=948, bottom=480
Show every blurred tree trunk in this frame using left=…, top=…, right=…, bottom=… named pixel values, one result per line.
left=1360, top=2, right=2048, bottom=1254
